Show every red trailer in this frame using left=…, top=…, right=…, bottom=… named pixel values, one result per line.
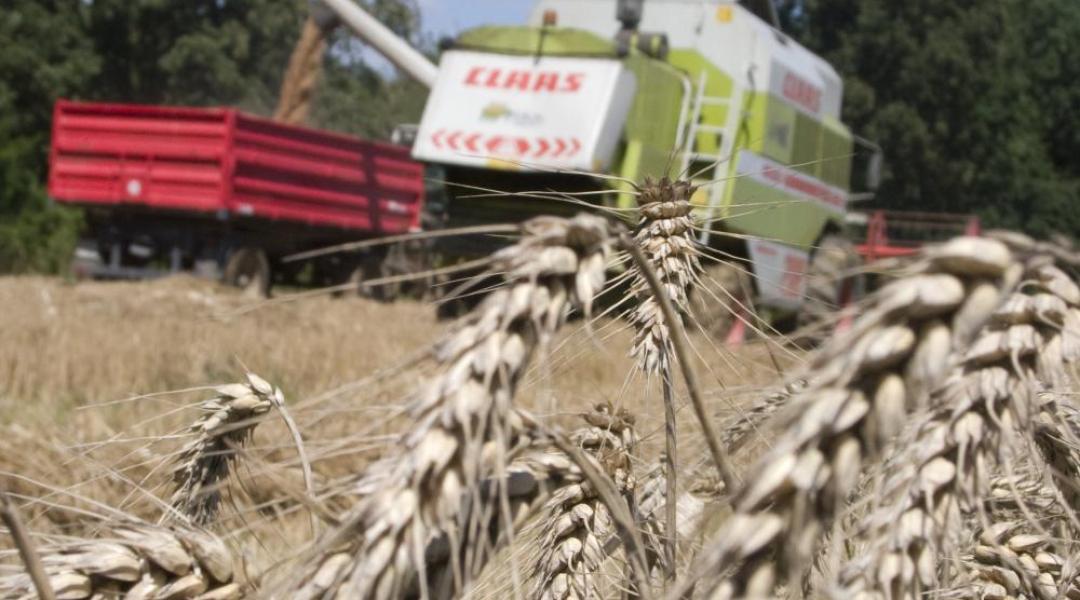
left=49, top=99, right=427, bottom=293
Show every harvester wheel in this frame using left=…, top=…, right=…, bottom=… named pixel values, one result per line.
left=688, top=260, right=751, bottom=338
left=223, top=247, right=271, bottom=298
left=796, top=234, right=864, bottom=344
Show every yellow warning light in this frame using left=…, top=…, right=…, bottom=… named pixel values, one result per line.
left=716, top=6, right=733, bottom=23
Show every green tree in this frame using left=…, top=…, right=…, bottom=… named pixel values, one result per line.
left=84, top=0, right=306, bottom=111
left=0, top=1, right=98, bottom=272
left=779, top=0, right=1080, bottom=236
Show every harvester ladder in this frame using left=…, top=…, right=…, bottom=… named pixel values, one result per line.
left=679, top=71, right=746, bottom=246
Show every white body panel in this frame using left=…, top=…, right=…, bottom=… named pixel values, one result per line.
left=735, top=150, right=848, bottom=215
left=747, top=238, right=809, bottom=310
left=530, top=0, right=844, bottom=119
left=413, top=50, right=636, bottom=171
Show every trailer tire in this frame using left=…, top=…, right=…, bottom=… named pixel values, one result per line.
left=344, top=254, right=385, bottom=299
left=224, top=248, right=271, bottom=298
left=796, top=234, right=864, bottom=344
left=688, top=260, right=751, bottom=338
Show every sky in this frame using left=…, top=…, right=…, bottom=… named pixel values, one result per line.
left=418, top=0, right=537, bottom=38
left=353, top=0, right=536, bottom=76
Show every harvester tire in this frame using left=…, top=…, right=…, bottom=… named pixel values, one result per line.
left=688, top=260, right=751, bottom=338
left=223, top=247, right=271, bottom=298
left=796, top=234, right=864, bottom=344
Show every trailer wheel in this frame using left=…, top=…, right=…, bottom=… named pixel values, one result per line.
left=345, top=257, right=384, bottom=299
left=688, top=260, right=751, bottom=338
left=224, top=248, right=271, bottom=298
left=796, top=234, right=864, bottom=345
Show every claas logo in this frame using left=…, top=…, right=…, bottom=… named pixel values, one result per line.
left=464, top=67, right=584, bottom=93
left=481, top=103, right=510, bottom=121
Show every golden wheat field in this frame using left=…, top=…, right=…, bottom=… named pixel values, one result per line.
left=1, top=193, right=1080, bottom=600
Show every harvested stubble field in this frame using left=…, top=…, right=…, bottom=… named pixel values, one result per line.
left=1, top=184, right=1079, bottom=600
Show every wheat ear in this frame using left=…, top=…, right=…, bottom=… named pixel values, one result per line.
left=531, top=405, right=638, bottom=600
left=987, top=229, right=1080, bottom=275
left=833, top=263, right=1080, bottom=597
left=718, top=379, right=807, bottom=454
left=678, top=237, right=1020, bottom=598
left=423, top=414, right=583, bottom=598
left=942, top=472, right=1078, bottom=600
left=1034, top=397, right=1080, bottom=514
left=169, top=373, right=276, bottom=525
left=281, top=213, right=613, bottom=599
left=0, top=522, right=240, bottom=599
left=629, top=176, right=701, bottom=374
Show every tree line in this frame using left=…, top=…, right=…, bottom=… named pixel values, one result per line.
left=779, top=0, right=1080, bottom=235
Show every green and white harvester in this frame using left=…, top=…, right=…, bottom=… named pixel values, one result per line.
left=294, top=0, right=880, bottom=327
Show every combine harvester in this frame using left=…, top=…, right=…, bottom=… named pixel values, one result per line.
left=284, top=0, right=883, bottom=331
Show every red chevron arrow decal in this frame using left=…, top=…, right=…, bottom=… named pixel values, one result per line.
left=464, top=133, right=482, bottom=153
left=432, top=129, right=446, bottom=149
left=533, top=138, right=551, bottom=158
left=567, top=138, right=581, bottom=156
left=446, top=131, right=463, bottom=151
left=515, top=137, right=530, bottom=155
left=551, top=138, right=568, bottom=158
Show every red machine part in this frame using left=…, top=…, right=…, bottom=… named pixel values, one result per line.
left=48, top=100, right=424, bottom=234
left=855, top=210, right=982, bottom=262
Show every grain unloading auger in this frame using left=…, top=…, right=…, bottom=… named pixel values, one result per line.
left=283, top=0, right=883, bottom=332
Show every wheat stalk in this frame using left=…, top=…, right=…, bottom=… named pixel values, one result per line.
left=279, top=213, right=613, bottom=599
left=0, top=522, right=240, bottom=599
left=169, top=373, right=277, bottom=525
left=531, top=405, right=637, bottom=600
left=677, top=237, right=1021, bottom=598
left=627, top=176, right=702, bottom=581
left=1, top=491, right=54, bottom=600
left=832, top=263, right=1080, bottom=598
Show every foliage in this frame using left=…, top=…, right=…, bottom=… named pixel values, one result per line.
left=0, top=1, right=97, bottom=273
left=778, top=0, right=1080, bottom=236
left=0, top=0, right=427, bottom=274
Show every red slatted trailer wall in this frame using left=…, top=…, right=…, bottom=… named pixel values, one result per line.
left=48, top=100, right=424, bottom=235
